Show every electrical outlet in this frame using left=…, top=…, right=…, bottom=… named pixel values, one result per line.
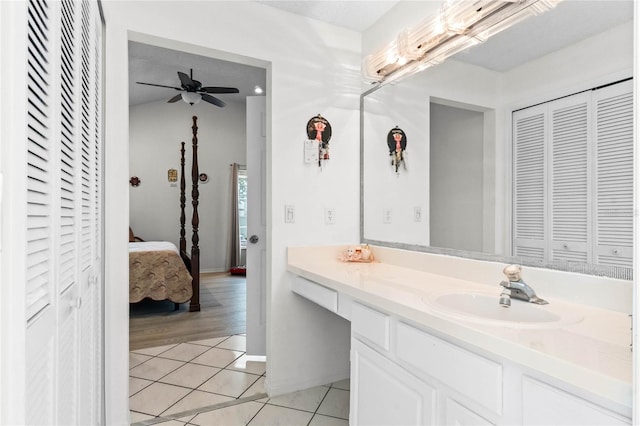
left=325, top=208, right=336, bottom=225
left=383, top=209, right=392, bottom=224
left=285, top=205, right=295, bottom=223
left=414, top=206, right=422, bottom=222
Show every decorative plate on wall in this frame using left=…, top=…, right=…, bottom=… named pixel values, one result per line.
left=305, top=114, right=332, bottom=167
left=387, top=126, right=407, bottom=173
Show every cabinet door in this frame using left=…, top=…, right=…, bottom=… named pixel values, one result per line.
left=445, top=398, right=494, bottom=426
left=351, top=338, right=436, bottom=426
left=522, top=377, right=630, bottom=425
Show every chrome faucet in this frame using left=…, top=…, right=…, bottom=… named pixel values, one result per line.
left=499, top=264, right=548, bottom=307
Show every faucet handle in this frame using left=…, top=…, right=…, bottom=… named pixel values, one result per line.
left=503, top=264, right=522, bottom=282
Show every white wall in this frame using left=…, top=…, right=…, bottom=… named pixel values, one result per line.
left=502, top=21, right=633, bottom=107
left=362, top=59, right=504, bottom=251
left=103, top=2, right=361, bottom=423
left=129, top=99, right=246, bottom=272
left=430, top=103, right=484, bottom=252
left=362, top=78, right=430, bottom=245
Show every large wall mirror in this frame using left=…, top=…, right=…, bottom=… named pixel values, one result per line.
left=361, top=0, right=634, bottom=278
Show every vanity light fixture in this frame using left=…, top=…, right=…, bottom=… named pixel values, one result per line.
left=363, top=0, right=563, bottom=84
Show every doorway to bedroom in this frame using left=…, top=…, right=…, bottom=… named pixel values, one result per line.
left=127, top=39, right=268, bottom=353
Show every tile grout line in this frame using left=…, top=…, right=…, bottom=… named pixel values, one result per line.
left=130, top=340, right=247, bottom=397
left=306, top=383, right=332, bottom=426
left=131, top=392, right=269, bottom=426
left=131, top=336, right=268, bottom=423
left=131, top=335, right=353, bottom=425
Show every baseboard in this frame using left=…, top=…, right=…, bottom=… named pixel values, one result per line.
left=200, top=268, right=229, bottom=274
left=244, top=355, right=267, bottom=362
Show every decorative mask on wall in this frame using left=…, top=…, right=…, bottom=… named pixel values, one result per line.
left=305, top=114, right=332, bottom=167
left=387, top=126, right=407, bottom=173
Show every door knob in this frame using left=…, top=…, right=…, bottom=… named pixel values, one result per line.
left=249, top=235, right=259, bottom=244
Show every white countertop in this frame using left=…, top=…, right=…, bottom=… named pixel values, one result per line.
left=287, top=245, right=633, bottom=414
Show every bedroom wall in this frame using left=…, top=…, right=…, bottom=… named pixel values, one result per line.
left=103, top=2, right=361, bottom=423
left=129, top=98, right=247, bottom=272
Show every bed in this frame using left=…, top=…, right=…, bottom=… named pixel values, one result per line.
left=129, top=241, right=192, bottom=304
left=129, top=116, right=202, bottom=312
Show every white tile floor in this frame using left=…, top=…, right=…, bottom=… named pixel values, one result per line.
left=130, top=334, right=350, bottom=425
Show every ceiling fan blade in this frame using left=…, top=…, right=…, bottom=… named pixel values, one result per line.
left=201, top=94, right=226, bottom=108
left=177, top=71, right=197, bottom=90
left=200, top=86, right=240, bottom=94
left=167, top=94, right=182, bottom=103
left=136, top=81, right=181, bottom=90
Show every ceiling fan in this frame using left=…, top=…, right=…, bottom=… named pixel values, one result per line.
left=136, top=69, right=239, bottom=107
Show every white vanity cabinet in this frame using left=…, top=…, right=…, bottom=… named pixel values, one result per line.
left=349, top=301, right=630, bottom=425
left=350, top=301, right=497, bottom=426
left=287, top=247, right=632, bottom=425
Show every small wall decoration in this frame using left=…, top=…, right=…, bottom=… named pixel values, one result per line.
left=198, top=173, right=209, bottom=183
left=305, top=114, right=332, bottom=167
left=129, top=176, right=141, bottom=187
left=387, top=126, right=407, bottom=174
left=168, top=168, right=178, bottom=182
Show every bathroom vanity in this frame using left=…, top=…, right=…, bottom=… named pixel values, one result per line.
left=287, top=245, right=632, bottom=425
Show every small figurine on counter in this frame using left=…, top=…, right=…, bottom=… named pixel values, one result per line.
left=339, top=244, right=374, bottom=263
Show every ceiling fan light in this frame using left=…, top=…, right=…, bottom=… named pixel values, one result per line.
left=181, top=92, right=201, bottom=105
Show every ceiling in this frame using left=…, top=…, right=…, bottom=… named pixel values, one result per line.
left=129, top=0, right=633, bottom=106
left=254, top=0, right=399, bottom=32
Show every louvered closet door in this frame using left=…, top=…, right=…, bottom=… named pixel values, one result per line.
left=513, top=105, right=547, bottom=260
left=548, top=93, right=591, bottom=264
left=513, top=80, right=633, bottom=271
left=76, top=1, right=103, bottom=423
left=25, top=1, right=57, bottom=423
left=21, top=0, right=103, bottom=424
left=593, top=80, right=633, bottom=268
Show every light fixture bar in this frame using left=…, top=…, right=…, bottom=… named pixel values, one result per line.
left=363, top=0, right=562, bottom=84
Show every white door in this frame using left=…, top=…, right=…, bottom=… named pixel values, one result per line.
left=0, top=0, right=104, bottom=423
left=246, top=96, right=267, bottom=356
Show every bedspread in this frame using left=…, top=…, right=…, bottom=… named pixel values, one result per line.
left=129, top=241, right=193, bottom=304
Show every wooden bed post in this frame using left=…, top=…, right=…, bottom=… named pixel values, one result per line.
left=190, top=116, right=201, bottom=312
left=179, top=142, right=187, bottom=256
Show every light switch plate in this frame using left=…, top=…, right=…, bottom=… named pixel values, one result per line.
left=414, top=206, right=422, bottom=222
left=285, top=205, right=295, bottom=223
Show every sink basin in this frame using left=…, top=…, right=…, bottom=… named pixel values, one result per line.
left=425, top=292, right=582, bottom=329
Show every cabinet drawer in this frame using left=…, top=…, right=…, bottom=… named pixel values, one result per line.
left=351, top=302, right=390, bottom=350
left=396, top=322, right=502, bottom=415
left=291, top=276, right=337, bottom=313
left=522, top=377, right=630, bottom=425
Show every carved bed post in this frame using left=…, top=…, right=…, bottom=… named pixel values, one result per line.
left=190, top=116, right=201, bottom=312
left=179, top=142, right=187, bottom=256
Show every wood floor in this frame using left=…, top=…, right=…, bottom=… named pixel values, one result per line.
left=129, top=272, right=246, bottom=351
